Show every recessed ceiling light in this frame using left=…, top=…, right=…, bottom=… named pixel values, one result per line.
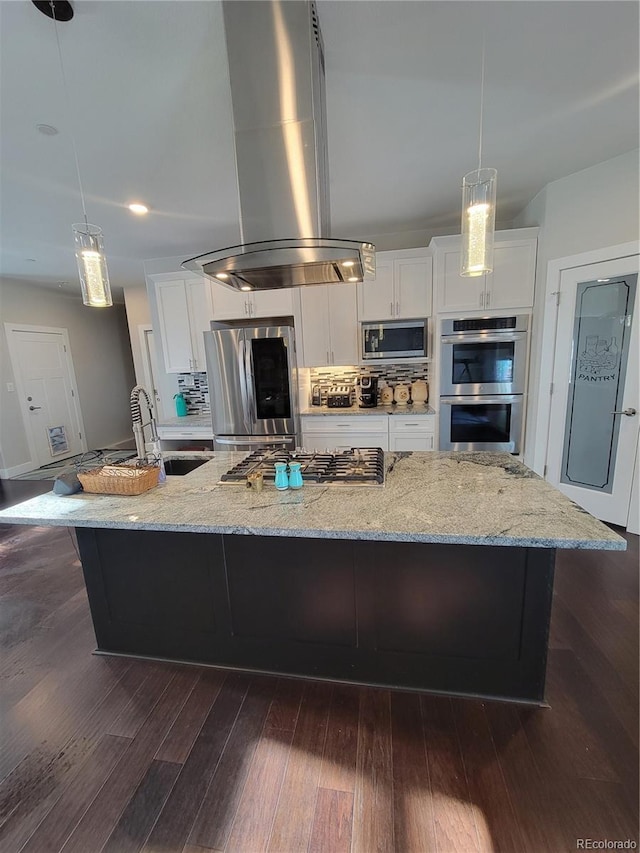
left=216, top=273, right=229, bottom=280
left=128, top=203, right=149, bottom=215
left=36, top=124, right=59, bottom=136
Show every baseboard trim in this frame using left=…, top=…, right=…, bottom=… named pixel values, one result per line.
left=0, top=460, right=39, bottom=479
left=103, top=438, right=136, bottom=451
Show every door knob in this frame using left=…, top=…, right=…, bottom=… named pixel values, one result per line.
left=611, top=408, right=637, bottom=416
left=29, top=405, right=42, bottom=411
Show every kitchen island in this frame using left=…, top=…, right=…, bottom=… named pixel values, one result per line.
left=0, top=452, right=624, bottom=704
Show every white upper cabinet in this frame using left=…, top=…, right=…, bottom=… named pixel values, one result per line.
left=357, top=258, right=393, bottom=320
left=298, top=283, right=358, bottom=367
left=210, top=280, right=294, bottom=320
left=431, top=229, right=538, bottom=314
left=358, top=250, right=432, bottom=321
left=485, top=242, right=537, bottom=310
left=154, top=277, right=214, bottom=373
left=209, top=281, right=249, bottom=320
left=251, top=288, right=294, bottom=318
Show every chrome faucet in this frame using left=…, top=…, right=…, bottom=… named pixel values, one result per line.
left=130, top=385, right=158, bottom=460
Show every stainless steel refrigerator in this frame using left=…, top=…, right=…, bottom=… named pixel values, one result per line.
left=204, top=317, right=300, bottom=451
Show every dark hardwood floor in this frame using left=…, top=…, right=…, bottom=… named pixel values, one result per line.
left=1, top=479, right=638, bottom=852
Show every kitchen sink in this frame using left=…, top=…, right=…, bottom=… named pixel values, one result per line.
left=163, top=458, right=209, bottom=476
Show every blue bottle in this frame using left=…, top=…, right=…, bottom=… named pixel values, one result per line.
left=288, top=461, right=303, bottom=489
left=174, top=393, right=188, bottom=417
left=274, top=462, right=289, bottom=490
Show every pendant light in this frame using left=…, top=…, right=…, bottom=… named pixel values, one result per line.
left=460, top=37, right=497, bottom=278
left=41, top=0, right=113, bottom=307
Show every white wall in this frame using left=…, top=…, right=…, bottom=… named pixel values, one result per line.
left=0, top=279, right=136, bottom=474
left=514, top=149, right=640, bottom=469
left=123, top=285, right=152, bottom=387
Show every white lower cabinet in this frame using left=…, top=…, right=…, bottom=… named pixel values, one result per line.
left=156, top=425, right=214, bottom=451
left=388, top=415, right=435, bottom=451
left=302, top=414, right=435, bottom=452
left=302, top=415, right=388, bottom=451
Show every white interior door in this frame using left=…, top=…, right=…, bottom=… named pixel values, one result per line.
left=546, top=257, right=639, bottom=526
left=7, top=326, right=85, bottom=468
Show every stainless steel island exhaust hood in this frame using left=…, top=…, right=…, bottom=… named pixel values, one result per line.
left=182, top=0, right=375, bottom=291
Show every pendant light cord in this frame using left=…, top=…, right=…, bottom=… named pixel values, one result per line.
left=50, top=0, right=89, bottom=228
left=477, top=34, right=486, bottom=172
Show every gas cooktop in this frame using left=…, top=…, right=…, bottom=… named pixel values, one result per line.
left=219, top=448, right=385, bottom=486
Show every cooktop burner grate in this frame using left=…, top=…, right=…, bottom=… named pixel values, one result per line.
left=220, top=447, right=385, bottom=485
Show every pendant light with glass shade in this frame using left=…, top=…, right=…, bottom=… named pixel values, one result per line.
left=460, top=37, right=497, bottom=278
left=38, top=0, right=113, bottom=307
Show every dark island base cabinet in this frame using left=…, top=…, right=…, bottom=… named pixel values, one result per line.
left=75, top=528, right=556, bottom=704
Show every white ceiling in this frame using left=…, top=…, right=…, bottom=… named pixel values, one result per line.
left=1, top=0, right=638, bottom=298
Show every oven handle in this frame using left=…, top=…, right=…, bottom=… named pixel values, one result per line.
left=440, top=333, right=527, bottom=345
left=440, top=396, right=523, bottom=405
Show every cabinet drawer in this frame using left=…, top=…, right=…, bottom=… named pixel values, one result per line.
left=389, top=416, right=435, bottom=434
left=157, top=427, right=214, bottom=439
left=302, top=416, right=388, bottom=433
left=303, top=431, right=389, bottom=452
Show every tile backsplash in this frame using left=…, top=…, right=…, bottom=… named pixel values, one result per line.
left=309, top=364, right=430, bottom=405
left=177, top=373, right=210, bottom=414
left=178, top=363, right=430, bottom=413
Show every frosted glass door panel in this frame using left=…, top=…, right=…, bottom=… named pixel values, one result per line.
left=561, top=276, right=636, bottom=492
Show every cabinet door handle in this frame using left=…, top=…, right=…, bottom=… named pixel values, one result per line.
left=193, top=358, right=198, bottom=370
left=480, top=292, right=484, bottom=309
left=390, top=301, right=394, bottom=316
left=326, top=351, right=330, bottom=363
left=486, top=291, right=491, bottom=308
left=396, top=301, right=400, bottom=316
left=331, top=351, right=335, bottom=364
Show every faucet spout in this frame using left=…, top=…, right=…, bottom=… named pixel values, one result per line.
left=130, top=385, right=157, bottom=459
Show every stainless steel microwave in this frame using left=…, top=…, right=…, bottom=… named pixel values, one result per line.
left=361, top=319, right=428, bottom=361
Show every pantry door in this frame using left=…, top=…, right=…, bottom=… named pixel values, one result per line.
left=6, top=324, right=86, bottom=468
left=546, top=256, right=639, bottom=526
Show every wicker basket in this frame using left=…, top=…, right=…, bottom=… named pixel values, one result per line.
left=78, top=464, right=160, bottom=496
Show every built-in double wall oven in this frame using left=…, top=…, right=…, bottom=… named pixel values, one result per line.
left=439, top=315, right=529, bottom=453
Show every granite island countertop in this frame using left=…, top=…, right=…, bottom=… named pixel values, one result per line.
left=0, top=452, right=624, bottom=550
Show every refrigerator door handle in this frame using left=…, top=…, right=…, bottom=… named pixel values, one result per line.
left=244, top=336, right=256, bottom=425
left=238, top=338, right=251, bottom=432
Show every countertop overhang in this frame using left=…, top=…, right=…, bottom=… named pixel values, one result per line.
left=0, top=452, right=624, bottom=550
